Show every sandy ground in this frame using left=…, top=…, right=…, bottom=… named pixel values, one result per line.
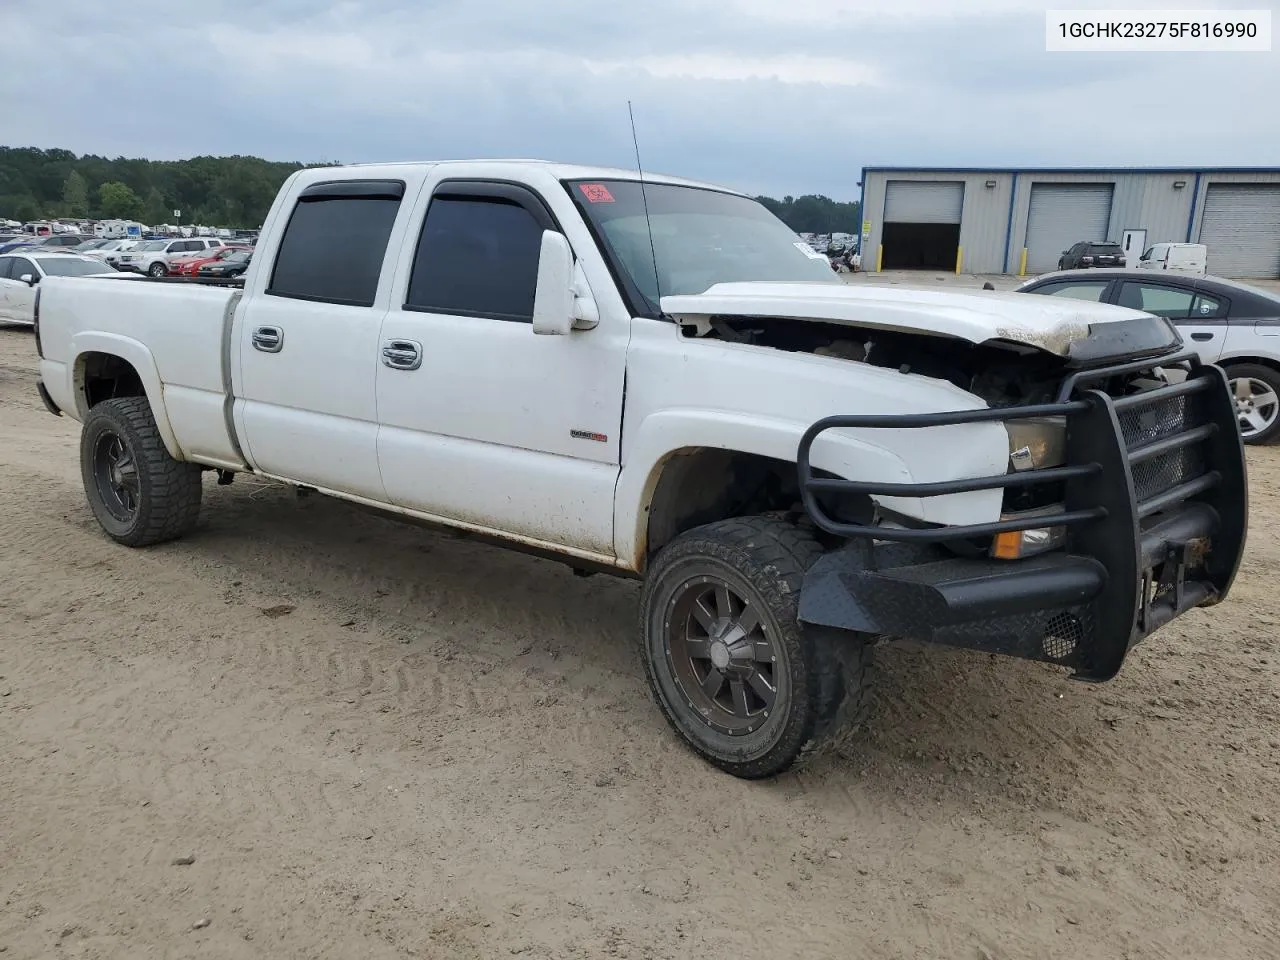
left=1, top=324, right=1278, bottom=960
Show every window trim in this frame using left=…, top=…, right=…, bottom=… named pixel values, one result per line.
left=401, top=178, right=562, bottom=323
left=299, top=179, right=407, bottom=202
left=1029, top=278, right=1114, bottom=302
left=266, top=179, right=406, bottom=309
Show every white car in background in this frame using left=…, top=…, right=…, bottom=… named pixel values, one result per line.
left=116, top=237, right=224, bottom=277
left=112, top=240, right=150, bottom=267
left=1014, top=267, right=1280, bottom=443
left=1137, top=243, right=1208, bottom=275
left=0, top=253, right=121, bottom=325
left=82, top=238, right=142, bottom=267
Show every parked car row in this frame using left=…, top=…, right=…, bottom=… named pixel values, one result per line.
left=0, top=239, right=256, bottom=327
left=116, top=237, right=230, bottom=276
left=0, top=233, right=256, bottom=277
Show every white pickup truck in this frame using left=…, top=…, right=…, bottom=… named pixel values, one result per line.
left=33, top=160, right=1248, bottom=778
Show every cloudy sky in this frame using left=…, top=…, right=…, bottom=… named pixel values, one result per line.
left=2, top=0, right=1276, bottom=199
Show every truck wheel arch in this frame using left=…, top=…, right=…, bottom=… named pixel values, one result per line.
left=616, top=411, right=917, bottom=571
left=70, top=336, right=183, bottom=461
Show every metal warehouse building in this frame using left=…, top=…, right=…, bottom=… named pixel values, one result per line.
left=858, top=167, right=1280, bottom=279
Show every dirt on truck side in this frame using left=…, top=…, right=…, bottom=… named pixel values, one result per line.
left=1, top=325, right=1278, bottom=960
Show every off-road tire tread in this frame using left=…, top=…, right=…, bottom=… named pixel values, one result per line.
left=641, top=514, right=873, bottom=778
left=81, top=397, right=202, bottom=546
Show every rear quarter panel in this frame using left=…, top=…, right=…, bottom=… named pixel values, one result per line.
left=38, top=276, right=244, bottom=467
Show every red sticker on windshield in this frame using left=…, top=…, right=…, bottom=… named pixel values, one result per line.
left=579, top=183, right=615, bottom=203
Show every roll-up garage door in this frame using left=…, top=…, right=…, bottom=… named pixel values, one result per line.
left=1199, top=185, right=1280, bottom=279
left=884, top=181, right=964, bottom=223
left=1024, top=183, right=1113, bottom=273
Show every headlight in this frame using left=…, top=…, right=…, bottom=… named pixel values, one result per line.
left=1006, top=417, right=1066, bottom=471
left=991, top=505, right=1067, bottom=560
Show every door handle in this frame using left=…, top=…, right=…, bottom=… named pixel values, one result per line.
left=1190, top=332, right=1214, bottom=341
left=252, top=325, right=284, bottom=353
left=381, top=339, right=422, bottom=371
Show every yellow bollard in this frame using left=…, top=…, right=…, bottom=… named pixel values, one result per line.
left=876, top=244, right=883, bottom=272
left=955, top=246, right=963, bottom=275
left=1018, top=247, right=1028, bottom=277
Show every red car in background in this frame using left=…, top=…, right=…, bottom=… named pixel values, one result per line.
left=169, top=245, right=251, bottom=277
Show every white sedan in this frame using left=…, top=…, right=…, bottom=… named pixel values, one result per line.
left=0, top=253, right=120, bottom=326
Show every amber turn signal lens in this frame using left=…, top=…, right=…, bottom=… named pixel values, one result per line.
left=992, top=531, right=1023, bottom=560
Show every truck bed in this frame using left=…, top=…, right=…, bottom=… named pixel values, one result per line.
left=38, top=274, right=244, bottom=468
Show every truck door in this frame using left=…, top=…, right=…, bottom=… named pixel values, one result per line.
left=233, top=178, right=415, bottom=501
left=373, top=175, right=627, bottom=558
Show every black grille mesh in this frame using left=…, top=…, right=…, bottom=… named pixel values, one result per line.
left=1117, top=390, right=1208, bottom=506
left=1117, top=392, right=1195, bottom=447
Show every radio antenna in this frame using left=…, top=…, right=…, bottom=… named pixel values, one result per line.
left=627, top=100, right=663, bottom=308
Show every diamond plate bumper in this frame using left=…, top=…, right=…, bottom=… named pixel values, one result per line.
left=796, top=354, right=1248, bottom=680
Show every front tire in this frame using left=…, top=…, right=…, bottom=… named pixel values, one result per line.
left=640, top=516, right=872, bottom=779
left=1223, top=363, right=1280, bottom=445
left=80, top=397, right=203, bottom=546
left=148, top=261, right=167, bottom=278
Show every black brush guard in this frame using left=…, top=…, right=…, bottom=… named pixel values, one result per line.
left=796, top=353, right=1248, bottom=680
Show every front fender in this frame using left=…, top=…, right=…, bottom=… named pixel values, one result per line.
left=68, top=332, right=184, bottom=461
left=614, top=408, right=1007, bottom=566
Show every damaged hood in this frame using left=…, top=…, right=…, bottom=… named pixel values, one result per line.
left=660, top=282, right=1159, bottom=356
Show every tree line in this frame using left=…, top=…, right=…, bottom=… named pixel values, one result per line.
left=755, top=194, right=861, bottom=236
left=0, top=146, right=329, bottom=228
left=0, top=146, right=860, bottom=233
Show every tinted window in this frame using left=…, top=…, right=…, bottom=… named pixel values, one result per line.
left=0, top=257, right=12, bottom=280
left=10, top=258, right=37, bottom=279
left=405, top=197, right=544, bottom=322
left=1117, top=282, right=1193, bottom=318
left=37, top=258, right=109, bottom=277
left=1191, top=293, right=1226, bottom=319
left=1032, top=280, right=1109, bottom=302
left=269, top=195, right=401, bottom=307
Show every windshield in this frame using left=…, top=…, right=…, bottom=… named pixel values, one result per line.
left=37, top=257, right=109, bottom=277
left=138, top=240, right=168, bottom=251
left=565, top=179, right=835, bottom=314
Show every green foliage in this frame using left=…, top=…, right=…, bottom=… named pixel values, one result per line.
left=0, top=145, right=856, bottom=234
left=0, top=146, right=325, bottom=227
left=755, top=194, right=861, bottom=236
left=98, top=181, right=143, bottom=220
left=61, top=170, right=89, bottom=218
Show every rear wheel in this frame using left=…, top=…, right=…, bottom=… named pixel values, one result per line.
left=640, top=516, right=873, bottom=779
left=80, top=397, right=203, bottom=546
left=148, top=261, right=167, bottom=278
left=1223, top=363, right=1280, bottom=445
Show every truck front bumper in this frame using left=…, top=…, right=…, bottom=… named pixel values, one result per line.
left=796, top=355, right=1247, bottom=681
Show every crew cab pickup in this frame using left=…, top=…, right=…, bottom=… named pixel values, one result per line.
left=33, top=160, right=1248, bottom=779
